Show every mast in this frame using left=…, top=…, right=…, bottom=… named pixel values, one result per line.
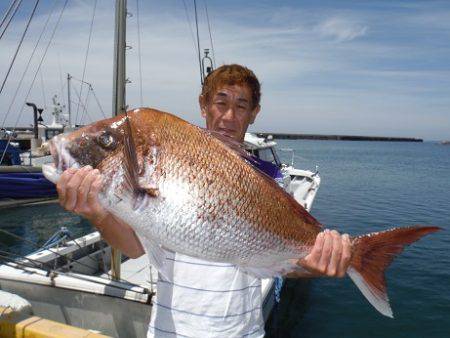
left=111, top=0, right=127, bottom=280
left=112, top=0, right=127, bottom=117
left=67, top=73, right=71, bottom=126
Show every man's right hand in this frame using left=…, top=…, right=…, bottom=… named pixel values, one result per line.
left=56, top=166, right=145, bottom=258
left=56, top=166, right=108, bottom=223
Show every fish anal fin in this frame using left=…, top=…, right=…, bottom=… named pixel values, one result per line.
left=241, top=259, right=299, bottom=279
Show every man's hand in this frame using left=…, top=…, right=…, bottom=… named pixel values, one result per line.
left=298, top=229, right=352, bottom=278
left=56, top=165, right=108, bottom=223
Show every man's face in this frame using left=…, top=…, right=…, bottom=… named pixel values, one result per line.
left=200, top=84, right=260, bottom=142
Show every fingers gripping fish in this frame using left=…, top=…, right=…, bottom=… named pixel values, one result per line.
left=42, top=108, right=440, bottom=318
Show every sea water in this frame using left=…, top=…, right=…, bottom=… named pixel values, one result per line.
left=267, top=140, right=450, bottom=338
left=1, top=140, right=449, bottom=337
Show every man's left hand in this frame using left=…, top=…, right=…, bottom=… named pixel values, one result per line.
left=297, top=229, right=352, bottom=278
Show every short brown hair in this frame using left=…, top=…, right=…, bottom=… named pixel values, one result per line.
left=201, top=64, right=261, bottom=109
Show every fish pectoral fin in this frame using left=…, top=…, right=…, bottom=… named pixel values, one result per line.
left=241, top=259, right=299, bottom=279
left=145, top=188, right=159, bottom=197
left=138, top=178, right=159, bottom=197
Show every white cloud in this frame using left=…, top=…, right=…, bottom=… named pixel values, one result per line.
left=315, top=17, right=368, bottom=42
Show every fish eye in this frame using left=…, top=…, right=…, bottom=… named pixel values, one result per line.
left=97, top=132, right=116, bottom=149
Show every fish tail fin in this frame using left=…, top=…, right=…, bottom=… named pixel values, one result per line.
left=348, top=225, right=440, bottom=318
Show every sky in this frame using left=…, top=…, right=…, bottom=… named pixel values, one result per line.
left=0, top=0, right=449, bottom=140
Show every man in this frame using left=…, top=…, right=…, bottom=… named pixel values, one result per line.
left=57, top=64, right=351, bottom=337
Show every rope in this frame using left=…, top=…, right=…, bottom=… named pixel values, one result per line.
left=0, top=0, right=40, bottom=95
left=0, top=0, right=18, bottom=31
left=74, top=0, right=97, bottom=126
left=204, top=0, right=216, bottom=68
left=136, top=0, right=143, bottom=106
left=0, top=0, right=68, bottom=165
left=0, top=0, right=21, bottom=41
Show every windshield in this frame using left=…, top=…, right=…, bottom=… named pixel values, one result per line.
left=253, top=147, right=281, bottom=167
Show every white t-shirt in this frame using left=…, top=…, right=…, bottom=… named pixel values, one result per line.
left=145, top=159, right=283, bottom=337
left=146, top=250, right=265, bottom=338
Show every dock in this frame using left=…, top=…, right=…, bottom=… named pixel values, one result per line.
left=256, top=133, right=423, bottom=142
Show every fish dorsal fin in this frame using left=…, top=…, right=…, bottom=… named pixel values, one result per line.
left=204, top=128, right=258, bottom=165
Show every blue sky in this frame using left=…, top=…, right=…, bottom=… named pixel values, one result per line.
left=1, top=0, right=449, bottom=140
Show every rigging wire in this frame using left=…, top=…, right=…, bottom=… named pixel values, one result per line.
left=0, top=0, right=18, bottom=31
left=70, top=76, right=106, bottom=119
left=74, top=0, right=97, bottom=126
left=90, top=84, right=106, bottom=118
left=181, top=0, right=199, bottom=59
left=193, top=0, right=203, bottom=84
left=57, top=52, right=66, bottom=110
left=136, top=0, right=143, bottom=107
left=0, top=0, right=57, bottom=130
left=78, top=85, right=92, bottom=124
left=39, top=68, right=47, bottom=109
left=203, top=0, right=216, bottom=68
left=71, top=84, right=93, bottom=123
left=0, top=0, right=68, bottom=165
left=0, top=0, right=21, bottom=41
left=0, top=0, right=40, bottom=95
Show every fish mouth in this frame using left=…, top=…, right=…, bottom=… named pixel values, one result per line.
left=42, top=136, right=81, bottom=184
left=48, top=136, right=80, bottom=172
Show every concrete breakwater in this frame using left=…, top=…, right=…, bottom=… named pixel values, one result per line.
left=256, top=133, right=423, bottom=142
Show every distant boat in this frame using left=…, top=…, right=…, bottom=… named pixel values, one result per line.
left=439, top=140, right=450, bottom=145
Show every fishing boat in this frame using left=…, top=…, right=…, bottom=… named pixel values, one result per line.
left=0, top=132, right=320, bottom=337
left=0, top=98, right=68, bottom=202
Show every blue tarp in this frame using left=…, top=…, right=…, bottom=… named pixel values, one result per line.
left=0, top=140, right=21, bottom=165
left=0, top=172, right=57, bottom=199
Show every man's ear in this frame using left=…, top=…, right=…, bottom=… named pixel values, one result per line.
left=249, top=104, right=261, bottom=124
left=199, top=95, right=207, bottom=118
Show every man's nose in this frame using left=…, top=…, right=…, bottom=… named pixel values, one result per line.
left=222, top=107, right=236, bottom=120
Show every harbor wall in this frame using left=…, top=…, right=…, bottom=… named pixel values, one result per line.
left=255, top=133, right=423, bottom=142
